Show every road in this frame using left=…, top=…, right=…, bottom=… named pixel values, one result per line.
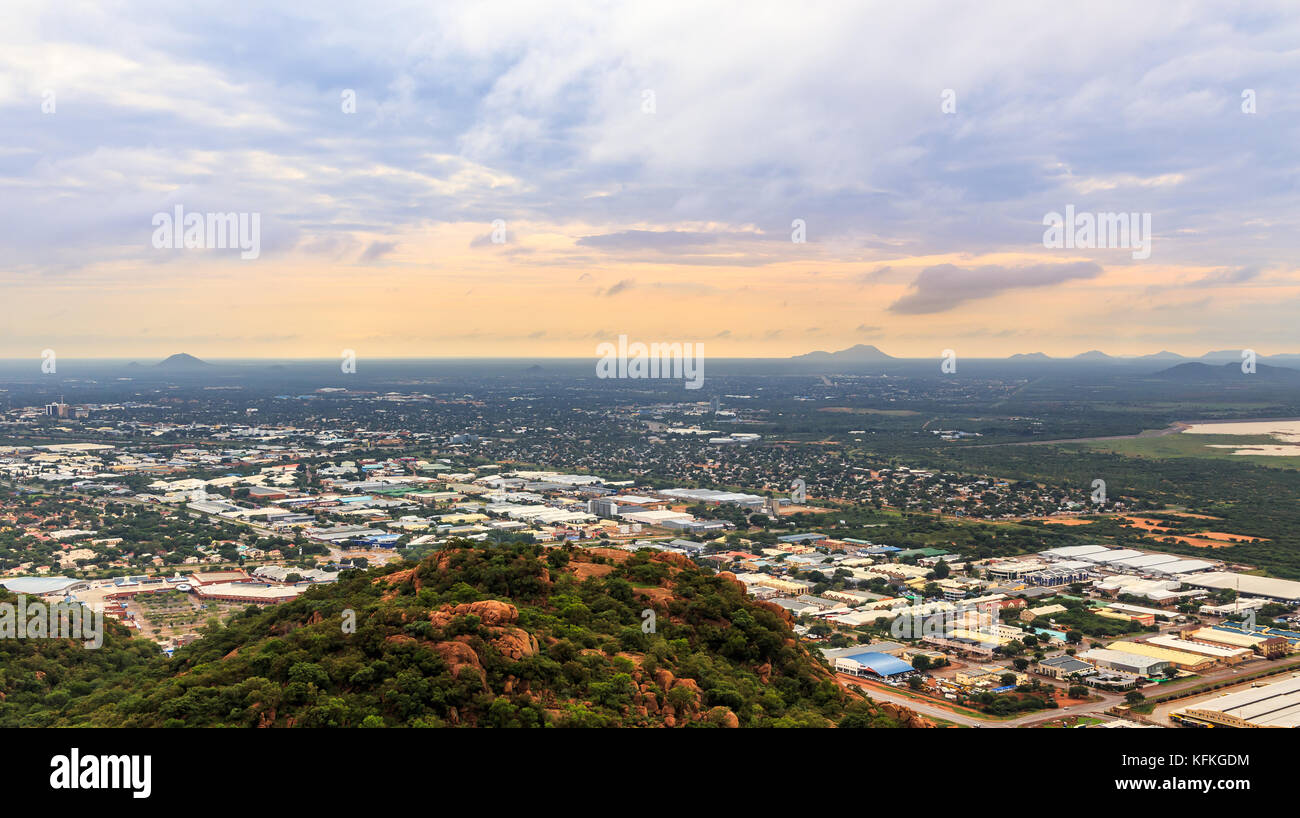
left=845, top=656, right=1300, bottom=728
left=839, top=676, right=988, bottom=727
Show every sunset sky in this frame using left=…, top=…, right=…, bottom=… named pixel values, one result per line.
left=4, top=1, right=1300, bottom=359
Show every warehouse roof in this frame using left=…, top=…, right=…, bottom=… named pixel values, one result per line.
left=1040, top=544, right=1112, bottom=559
left=1180, top=572, right=1300, bottom=602
left=0, top=576, right=88, bottom=595
left=1038, top=655, right=1096, bottom=674
left=1188, top=627, right=1266, bottom=648
left=1148, top=559, right=1217, bottom=574
left=1108, top=641, right=1214, bottom=668
left=1175, top=675, right=1300, bottom=727
left=1080, top=647, right=1169, bottom=672
left=837, top=651, right=915, bottom=677
left=1146, top=635, right=1251, bottom=659
left=1109, top=553, right=1182, bottom=569
left=1086, top=549, right=1146, bottom=564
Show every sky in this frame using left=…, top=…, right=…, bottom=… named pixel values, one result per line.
left=3, top=1, right=1300, bottom=359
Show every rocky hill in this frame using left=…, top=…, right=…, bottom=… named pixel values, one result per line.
left=2, top=542, right=934, bottom=728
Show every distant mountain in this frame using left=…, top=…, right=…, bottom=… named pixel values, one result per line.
left=1009, top=352, right=1051, bottom=360
left=1201, top=349, right=1249, bottom=362
left=1153, top=361, right=1300, bottom=380
left=1073, top=350, right=1114, bottom=361
left=155, top=353, right=210, bottom=369
left=1136, top=350, right=1187, bottom=361
left=791, top=344, right=895, bottom=362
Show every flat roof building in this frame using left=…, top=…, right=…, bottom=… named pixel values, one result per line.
left=1080, top=647, right=1170, bottom=677
left=1107, top=640, right=1215, bottom=671
left=1040, top=545, right=1112, bottom=559
left=1173, top=675, right=1300, bottom=728
left=1035, top=655, right=1097, bottom=680
left=1146, top=635, right=1251, bottom=665
left=1180, top=572, right=1300, bottom=603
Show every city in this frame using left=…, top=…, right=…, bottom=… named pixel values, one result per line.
left=2, top=0, right=1295, bottom=802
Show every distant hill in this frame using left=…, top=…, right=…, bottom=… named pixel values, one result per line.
left=1073, top=350, right=1114, bottom=361
left=791, top=344, right=895, bottom=362
left=155, top=353, right=210, bottom=369
left=1201, top=349, right=1249, bottom=362
left=1153, top=361, right=1300, bottom=381
left=1135, top=350, right=1187, bottom=361
left=1009, top=352, right=1051, bottom=361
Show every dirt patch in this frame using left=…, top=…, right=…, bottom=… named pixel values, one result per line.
left=635, top=587, right=675, bottom=605
left=1119, top=516, right=1172, bottom=533
left=1191, top=531, right=1266, bottom=543
left=569, top=562, right=615, bottom=580
left=580, top=547, right=632, bottom=563
left=1165, top=536, right=1238, bottom=549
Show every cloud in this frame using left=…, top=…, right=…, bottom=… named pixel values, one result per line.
left=359, top=241, right=397, bottom=262
left=1192, top=264, right=1264, bottom=286
left=854, top=265, right=893, bottom=285
left=601, top=278, right=636, bottom=297
left=889, top=261, right=1103, bottom=314
left=5, top=2, right=1300, bottom=354
left=576, top=230, right=719, bottom=251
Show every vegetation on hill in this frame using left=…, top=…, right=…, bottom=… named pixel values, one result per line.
left=0, top=542, right=918, bottom=728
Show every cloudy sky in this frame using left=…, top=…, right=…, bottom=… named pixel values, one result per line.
left=3, top=1, right=1299, bottom=358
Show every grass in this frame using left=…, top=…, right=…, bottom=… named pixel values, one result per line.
left=1072, top=433, right=1300, bottom=468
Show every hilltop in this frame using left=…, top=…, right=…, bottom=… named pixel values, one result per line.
left=1153, top=361, right=1300, bottom=381
left=0, top=542, right=926, bottom=728
left=791, top=344, right=896, bottom=362
left=155, top=352, right=210, bottom=369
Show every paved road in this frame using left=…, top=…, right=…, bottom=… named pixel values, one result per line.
left=839, top=677, right=988, bottom=727
left=845, top=657, right=1300, bottom=728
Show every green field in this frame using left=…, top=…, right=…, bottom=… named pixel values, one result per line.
left=1073, top=433, right=1300, bottom=469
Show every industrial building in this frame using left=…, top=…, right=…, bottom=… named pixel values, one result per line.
left=1186, top=626, right=1290, bottom=658
left=1083, top=548, right=1146, bottom=565
left=833, top=651, right=916, bottom=679
left=1107, top=552, right=1183, bottom=571
left=1040, top=544, right=1112, bottom=560
left=655, top=487, right=767, bottom=509
left=1172, top=674, right=1300, bottom=727
left=1146, top=634, right=1252, bottom=665
left=1107, top=640, right=1215, bottom=672
left=1180, top=572, right=1300, bottom=604
left=1035, top=655, right=1097, bottom=680
left=0, top=576, right=91, bottom=596
left=1079, top=647, right=1171, bottom=677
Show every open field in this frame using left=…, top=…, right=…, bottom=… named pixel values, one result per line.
left=818, top=407, right=921, bottom=416
left=1072, top=432, right=1300, bottom=467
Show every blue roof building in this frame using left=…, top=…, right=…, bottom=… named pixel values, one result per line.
left=833, top=651, right=915, bottom=678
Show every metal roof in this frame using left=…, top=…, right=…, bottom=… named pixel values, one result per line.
left=0, top=576, right=87, bottom=594
left=838, top=651, right=915, bottom=676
